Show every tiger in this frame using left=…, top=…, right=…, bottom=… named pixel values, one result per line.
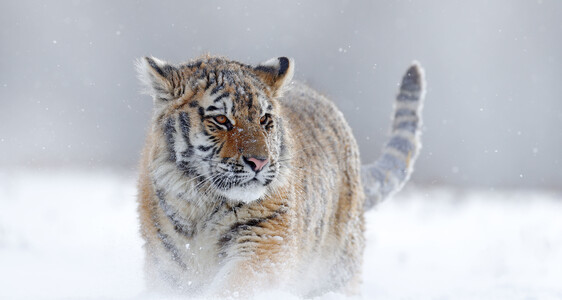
left=136, top=54, right=425, bottom=297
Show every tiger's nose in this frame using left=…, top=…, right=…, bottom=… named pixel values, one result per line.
left=243, top=156, right=269, bottom=172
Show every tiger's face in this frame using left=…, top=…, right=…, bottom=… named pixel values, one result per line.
left=139, top=56, right=294, bottom=203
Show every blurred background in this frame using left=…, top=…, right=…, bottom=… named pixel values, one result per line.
left=1, top=1, right=561, bottom=299
left=1, top=0, right=561, bottom=190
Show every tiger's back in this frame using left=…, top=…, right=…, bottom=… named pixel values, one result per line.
left=278, top=82, right=365, bottom=294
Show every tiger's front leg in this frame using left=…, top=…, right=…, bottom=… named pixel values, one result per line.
left=209, top=219, right=295, bottom=296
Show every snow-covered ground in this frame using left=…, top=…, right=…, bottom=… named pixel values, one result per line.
left=0, top=169, right=561, bottom=299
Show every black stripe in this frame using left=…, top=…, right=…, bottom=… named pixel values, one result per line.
left=218, top=207, right=287, bottom=249
left=214, top=92, right=230, bottom=103
left=247, top=94, right=254, bottom=111
left=149, top=189, right=188, bottom=270
left=395, top=108, right=416, bottom=118
left=393, top=120, right=418, bottom=133
left=198, top=107, right=205, bottom=122
left=163, top=117, right=176, bottom=162
left=204, top=152, right=216, bottom=162
left=206, top=105, right=221, bottom=112
left=199, top=199, right=228, bottom=231
left=218, top=218, right=264, bottom=248
left=181, top=147, right=195, bottom=158
left=177, top=160, right=197, bottom=176
left=264, top=119, right=274, bottom=130
left=278, top=57, right=289, bottom=76
left=145, top=57, right=173, bottom=79
left=187, top=61, right=202, bottom=69
left=197, top=145, right=213, bottom=152
left=211, top=85, right=224, bottom=95
left=201, top=128, right=212, bottom=137
left=179, top=112, right=191, bottom=139
left=387, top=136, right=414, bottom=155
left=179, top=112, right=194, bottom=158
left=205, top=71, right=216, bottom=90
left=156, top=189, right=195, bottom=238
left=397, top=92, right=419, bottom=102
left=244, top=83, right=254, bottom=111
left=401, top=67, right=421, bottom=92
left=222, top=70, right=234, bottom=84
left=156, top=231, right=188, bottom=269
left=193, top=69, right=206, bottom=80
left=209, top=201, right=225, bottom=218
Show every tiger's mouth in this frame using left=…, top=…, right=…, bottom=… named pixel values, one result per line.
left=215, top=180, right=267, bottom=203
left=204, top=158, right=279, bottom=202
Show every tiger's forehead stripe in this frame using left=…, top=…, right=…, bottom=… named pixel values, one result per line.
left=152, top=56, right=279, bottom=125
left=213, top=92, right=230, bottom=103
left=198, top=81, right=272, bottom=124
left=181, top=66, right=268, bottom=120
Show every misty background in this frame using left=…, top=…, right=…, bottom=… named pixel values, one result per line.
left=1, top=0, right=561, bottom=190
left=2, top=1, right=562, bottom=299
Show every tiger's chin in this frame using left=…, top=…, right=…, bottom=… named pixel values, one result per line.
left=217, top=184, right=267, bottom=203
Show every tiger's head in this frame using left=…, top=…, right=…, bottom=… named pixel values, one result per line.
left=138, top=55, right=294, bottom=203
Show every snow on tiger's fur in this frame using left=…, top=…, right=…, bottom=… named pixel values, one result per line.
left=136, top=54, right=425, bottom=297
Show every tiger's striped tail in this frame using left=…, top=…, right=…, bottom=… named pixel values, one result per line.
left=362, top=62, right=426, bottom=210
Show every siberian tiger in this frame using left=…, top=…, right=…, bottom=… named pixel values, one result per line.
left=136, top=54, right=425, bottom=297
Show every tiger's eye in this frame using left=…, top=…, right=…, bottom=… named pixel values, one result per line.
left=260, top=115, right=268, bottom=124
left=215, top=115, right=228, bottom=124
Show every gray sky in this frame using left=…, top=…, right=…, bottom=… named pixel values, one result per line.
left=1, top=0, right=561, bottom=190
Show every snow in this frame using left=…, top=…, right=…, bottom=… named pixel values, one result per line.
left=0, top=169, right=561, bottom=299
left=363, top=188, right=562, bottom=299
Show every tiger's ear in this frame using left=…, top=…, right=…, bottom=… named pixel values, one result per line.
left=253, top=57, right=294, bottom=97
left=136, top=56, right=178, bottom=102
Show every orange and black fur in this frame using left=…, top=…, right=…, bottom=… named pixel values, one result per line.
left=136, top=55, right=425, bottom=297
